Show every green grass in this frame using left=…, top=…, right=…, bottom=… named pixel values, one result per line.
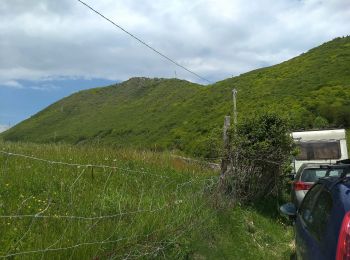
left=0, top=142, right=293, bottom=259
left=2, top=36, right=350, bottom=158
left=191, top=205, right=293, bottom=259
left=0, top=141, right=216, bottom=259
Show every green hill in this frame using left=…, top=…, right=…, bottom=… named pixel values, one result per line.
left=2, top=36, right=350, bottom=157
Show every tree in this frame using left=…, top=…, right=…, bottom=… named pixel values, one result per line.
left=313, top=116, right=329, bottom=129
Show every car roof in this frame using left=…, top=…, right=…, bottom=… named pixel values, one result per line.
left=318, top=176, right=350, bottom=187
left=297, top=163, right=330, bottom=175
left=300, top=163, right=330, bottom=168
left=317, top=176, right=350, bottom=212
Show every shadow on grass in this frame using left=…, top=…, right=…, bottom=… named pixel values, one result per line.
left=249, top=194, right=294, bottom=224
left=251, top=194, right=296, bottom=260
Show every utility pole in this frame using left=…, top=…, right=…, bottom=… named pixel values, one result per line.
left=231, top=88, right=238, bottom=200
left=232, top=88, right=238, bottom=132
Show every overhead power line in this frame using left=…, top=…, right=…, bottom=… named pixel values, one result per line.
left=77, top=0, right=211, bottom=83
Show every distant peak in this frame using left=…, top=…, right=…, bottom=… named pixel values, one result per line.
left=121, top=77, right=191, bottom=87
left=122, top=77, right=161, bottom=86
left=127, top=77, right=151, bottom=82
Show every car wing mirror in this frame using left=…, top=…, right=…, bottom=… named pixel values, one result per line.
left=280, top=202, right=297, bottom=218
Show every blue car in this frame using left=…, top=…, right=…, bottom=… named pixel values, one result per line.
left=281, top=163, right=350, bottom=260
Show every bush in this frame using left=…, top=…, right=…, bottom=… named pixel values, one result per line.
left=220, top=113, right=294, bottom=203
left=313, top=116, right=329, bottom=129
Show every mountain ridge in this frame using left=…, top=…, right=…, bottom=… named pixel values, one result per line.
left=2, top=36, right=350, bottom=157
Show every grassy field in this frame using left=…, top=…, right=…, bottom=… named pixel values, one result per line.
left=0, top=142, right=293, bottom=259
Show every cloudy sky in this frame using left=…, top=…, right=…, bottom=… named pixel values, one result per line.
left=0, top=0, right=349, bottom=130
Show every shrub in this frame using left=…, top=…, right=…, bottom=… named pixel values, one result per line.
left=220, top=113, right=294, bottom=203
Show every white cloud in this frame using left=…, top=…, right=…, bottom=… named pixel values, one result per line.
left=0, top=0, right=349, bottom=85
left=0, top=124, right=10, bottom=133
left=30, top=84, right=59, bottom=91
left=1, top=80, right=23, bottom=89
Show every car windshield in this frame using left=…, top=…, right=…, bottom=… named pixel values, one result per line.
left=327, top=169, right=344, bottom=177
left=301, top=168, right=328, bottom=182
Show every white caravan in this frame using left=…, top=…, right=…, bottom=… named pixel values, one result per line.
left=292, top=129, right=348, bottom=173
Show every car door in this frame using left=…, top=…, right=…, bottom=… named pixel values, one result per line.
left=295, top=183, right=333, bottom=259
left=295, top=184, right=322, bottom=259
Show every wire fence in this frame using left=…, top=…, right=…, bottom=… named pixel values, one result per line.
left=0, top=150, right=172, bottom=178
left=0, top=148, right=218, bottom=259
left=171, top=153, right=283, bottom=166
left=0, top=145, right=285, bottom=258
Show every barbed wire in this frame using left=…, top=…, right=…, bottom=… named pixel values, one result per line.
left=0, top=228, right=159, bottom=259
left=0, top=150, right=172, bottom=179
left=175, top=154, right=283, bottom=166
left=110, top=198, right=213, bottom=259
left=0, top=146, right=282, bottom=173
left=171, top=153, right=283, bottom=166
left=0, top=181, right=219, bottom=221
left=0, top=148, right=218, bottom=259
left=238, top=155, right=282, bottom=166
left=0, top=191, right=214, bottom=259
left=0, top=203, right=170, bottom=220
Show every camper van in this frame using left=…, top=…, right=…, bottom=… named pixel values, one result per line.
left=292, top=129, right=348, bottom=173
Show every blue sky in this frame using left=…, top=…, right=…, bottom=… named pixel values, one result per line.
left=0, top=78, right=115, bottom=129
left=0, top=0, right=349, bottom=132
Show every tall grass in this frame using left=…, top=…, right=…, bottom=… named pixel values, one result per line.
left=0, top=142, right=216, bottom=259
left=0, top=141, right=294, bottom=259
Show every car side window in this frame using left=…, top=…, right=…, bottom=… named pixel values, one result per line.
left=309, top=190, right=333, bottom=241
left=299, top=184, right=323, bottom=227
left=298, top=184, right=333, bottom=241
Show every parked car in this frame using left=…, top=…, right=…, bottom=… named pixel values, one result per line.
left=291, top=163, right=329, bottom=207
left=281, top=164, right=350, bottom=260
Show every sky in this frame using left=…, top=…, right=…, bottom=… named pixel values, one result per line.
left=0, top=0, right=349, bottom=131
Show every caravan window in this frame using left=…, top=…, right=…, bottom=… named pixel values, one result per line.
left=296, top=141, right=341, bottom=160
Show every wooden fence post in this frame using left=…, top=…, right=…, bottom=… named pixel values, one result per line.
left=221, top=116, right=231, bottom=179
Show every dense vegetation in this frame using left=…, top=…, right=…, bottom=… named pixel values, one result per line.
left=220, top=113, right=294, bottom=203
left=0, top=142, right=293, bottom=259
left=1, top=36, right=350, bottom=157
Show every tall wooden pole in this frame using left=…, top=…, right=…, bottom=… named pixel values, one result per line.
left=232, top=88, right=237, bottom=132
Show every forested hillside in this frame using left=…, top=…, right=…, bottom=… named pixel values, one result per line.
left=2, top=36, right=350, bottom=157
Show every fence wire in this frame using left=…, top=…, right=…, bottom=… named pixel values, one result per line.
left=0, top=148, right=218, bottom=259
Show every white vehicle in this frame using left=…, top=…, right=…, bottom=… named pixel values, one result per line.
left=292, top=129, right=348, bottom=173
